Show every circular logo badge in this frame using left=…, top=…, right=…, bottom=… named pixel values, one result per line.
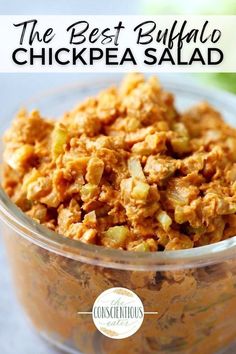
left=92, top=287, right=144, bottom=339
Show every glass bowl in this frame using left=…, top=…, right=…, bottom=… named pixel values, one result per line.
left=1, top=76, right=236, bottom=354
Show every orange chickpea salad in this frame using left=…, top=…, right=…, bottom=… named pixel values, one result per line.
left=2, top=74, right=236, bottom=251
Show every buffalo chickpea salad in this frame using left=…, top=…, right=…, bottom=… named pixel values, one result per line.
left=2, top=73, right=236, bottom=252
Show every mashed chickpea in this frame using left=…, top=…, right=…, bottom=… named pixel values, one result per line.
left=3, top=74, right=236, bottom=251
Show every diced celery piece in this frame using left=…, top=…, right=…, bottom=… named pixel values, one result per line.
left=84, top=210, right=96, bottom=224
left=171, top=136, right=189, bottom=154
left=22, top=169, right=41, bottom=192
left=40, top=189, right=60, bottom=208
left=131, top=242, right=150, bottom=252
left=103, top=226, right=130, bottom=248
left=128, top=157, right=146, bottom=181
left=132, top=181, right=150, bottom=200
left=146, top=134, right=159, bottom=149
left=52, top=123, right=68, bottom=159
left=184, top=224, right=205, bottom=235
left=80, top=183, right=97, bottom=201
left=157, top=210, right=172, bottom=231
left=174, top=206, right=185, bottom=224
left=86, top=157, right=104, bottom=185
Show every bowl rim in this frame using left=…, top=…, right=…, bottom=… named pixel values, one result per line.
left=1, top=75, right=236, bottom=271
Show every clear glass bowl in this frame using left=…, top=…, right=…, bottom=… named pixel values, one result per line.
left=1, top=76, right=236, bottom=354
